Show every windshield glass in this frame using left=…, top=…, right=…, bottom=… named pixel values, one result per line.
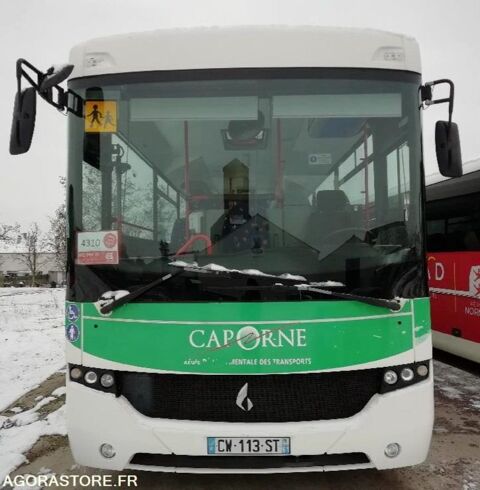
left=67, top=69, right=426, bottom=303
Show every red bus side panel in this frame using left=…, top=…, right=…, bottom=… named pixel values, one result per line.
left=427, top=252, right=480, bottom=344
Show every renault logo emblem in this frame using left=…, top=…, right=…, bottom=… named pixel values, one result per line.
left=236, top=383, right=253, bottom=411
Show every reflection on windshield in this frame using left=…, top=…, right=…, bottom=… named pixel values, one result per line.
left=68, top=71, right=426, bottom=303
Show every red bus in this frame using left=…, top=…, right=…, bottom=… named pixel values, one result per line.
left=426, top=161, right=480, bottom=363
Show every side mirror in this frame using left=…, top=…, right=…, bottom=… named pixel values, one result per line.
left=9, top=87, right=37, bottom=155
left=435, top=121, right=462, bottom=178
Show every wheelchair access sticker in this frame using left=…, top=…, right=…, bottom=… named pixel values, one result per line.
left=76, top=231, right=119, bottom=265
left=67, top=304, right=79, bottom=322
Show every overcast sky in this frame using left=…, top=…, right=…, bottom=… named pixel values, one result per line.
left=1, top=0, right=479, bottom=231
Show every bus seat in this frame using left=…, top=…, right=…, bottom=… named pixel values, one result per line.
left=170, top=218, right=187, bottom=252
left=306, top=190, right=353, bottom=249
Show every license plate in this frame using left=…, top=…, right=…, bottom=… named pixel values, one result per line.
left=207, top=437, right=290, bottom=455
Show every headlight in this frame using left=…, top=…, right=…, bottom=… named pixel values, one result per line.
left=100, top=443, right=116, bottom=458
left=70, top=367, right=82, bottom=380
left=100, top=373, right=115, bottom=388
left=384, top=442, right=401, bottom=458
left=84, top=370, right=98, bottom=384
left=383, top=370, right=398, bottom=385
left=416, top=364, right=429, bottom=377
left=400, top=367, right=414, bottom=382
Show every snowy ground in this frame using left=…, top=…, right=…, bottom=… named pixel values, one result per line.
left=0, top=288, right=65, bottom=410
left=0, top=288, right=66, bottom=482
left=0, top=288, right=479, bottom=489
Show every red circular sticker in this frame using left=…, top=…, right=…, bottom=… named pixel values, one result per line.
left=103, top=232, right=117, bottom=249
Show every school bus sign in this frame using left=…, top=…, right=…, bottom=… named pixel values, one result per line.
left=84, top=100, right=117, bottom=133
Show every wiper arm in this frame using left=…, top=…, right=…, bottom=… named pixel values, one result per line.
left=99, top=271, right=181, bottom=314
left=294, top=285, right=401, bottom=311
left=202, top=282, right=401, bottom=310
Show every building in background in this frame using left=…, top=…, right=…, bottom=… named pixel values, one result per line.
left=0, top=253, right=65, bottom=286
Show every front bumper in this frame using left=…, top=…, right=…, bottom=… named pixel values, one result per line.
left=66, top=367, right=433, bottom=473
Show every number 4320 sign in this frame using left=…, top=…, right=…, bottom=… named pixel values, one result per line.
left=76, top=231, right=119, bottom=265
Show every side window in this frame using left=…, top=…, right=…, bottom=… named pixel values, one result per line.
left=387, top=142, right=410, bottom=210
left=156, top=176, right=179, bottom=244
left=426, top=218, right=446, bottom=252
left=82, top=164, right=102, bottom=231
left=338, top=134, right=374, bottom=213
left=427, top=193, right=480, bottom=252
left=118, top=141, right=154, bottom=239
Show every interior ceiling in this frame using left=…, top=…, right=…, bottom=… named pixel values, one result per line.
left=127, top=117, right=363, bottom=196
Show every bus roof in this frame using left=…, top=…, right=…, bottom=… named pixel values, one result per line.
left=426, top=157, right=480, bottom=202
left=69, top=25, right=421, bottom=79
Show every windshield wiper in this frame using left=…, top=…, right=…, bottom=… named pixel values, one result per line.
left=173, top=262, right=401, bottom=311
left=203, top=283, right=401, bottom=310
left=99, top=270, right=182, bottom=314
left=100, top=261, right=401, bottom=314
left=292, top=285, right=402, bottom=311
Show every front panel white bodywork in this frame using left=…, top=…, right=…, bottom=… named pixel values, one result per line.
left=67, top=369, right=433, bottom=473
left=69, top=26, right=421, bottom=79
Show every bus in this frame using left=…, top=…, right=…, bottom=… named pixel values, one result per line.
left=9, top=26, right=462, bottom=473
left=426, top=161, right=480, bottom=363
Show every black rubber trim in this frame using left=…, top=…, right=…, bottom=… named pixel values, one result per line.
left=69, top=67, right=421, bottom=88
left=129, top=452, right=370, bottom=469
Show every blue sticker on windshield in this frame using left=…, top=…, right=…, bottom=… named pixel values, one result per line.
left=66, top=323, right=80, bottom=343
left=67, top=304, right=80, bottom=322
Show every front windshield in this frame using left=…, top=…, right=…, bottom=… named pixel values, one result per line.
left=67, top=69, right=426, bottom=303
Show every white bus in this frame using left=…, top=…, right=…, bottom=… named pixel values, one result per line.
left=10, top=26, right=462, bottom=473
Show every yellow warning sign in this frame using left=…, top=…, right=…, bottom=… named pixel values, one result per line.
left=84, top=100, right=117, bottom=133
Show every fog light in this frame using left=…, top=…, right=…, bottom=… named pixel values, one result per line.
left=383, top=370, right=398, bottom=385
left=400, top=367, right=414, bottom=382
left=417, top=364, right=429, bottom=377
left=84, top=371, right=98, bottom=384
left=70, top=367, right=82, bottom=380
left=100, top=443, right=116, bottom=459
left=384, top=442, right=401, bottom=458
left=100, top=373, right=115, bottom=388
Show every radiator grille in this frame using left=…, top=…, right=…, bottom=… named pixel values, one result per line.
left=119, top=368, right=382, bottom=422
left=130, top=452, right=370, bottom=469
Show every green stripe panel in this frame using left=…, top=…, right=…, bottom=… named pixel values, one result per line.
left=413, top=297, right=431, bottom=338
left=73, top=299, right=422, bottom=374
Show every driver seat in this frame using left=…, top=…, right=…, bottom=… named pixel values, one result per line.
left=306, top=190, right=353, bottom=250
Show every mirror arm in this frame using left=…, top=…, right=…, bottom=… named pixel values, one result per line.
left=420, top=79, right=455, bottom=124
left=14, top=58, right=83, bottom=117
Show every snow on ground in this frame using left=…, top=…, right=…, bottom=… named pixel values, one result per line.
left=0, top=396, right=66, bottom=481
left=434, top=360, right=480, bottom=412
left=0, top=288, right=65, bottom=411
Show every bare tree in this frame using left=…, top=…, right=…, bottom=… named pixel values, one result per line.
left=0, top=223, right=20, bottom=243
left=46, top=177, right=67, bottom=273
left=0, top=223, right=20, bottom=274
left=19, top=223, right=47, bottom=286
left=46, top=203, right=67, bottom=273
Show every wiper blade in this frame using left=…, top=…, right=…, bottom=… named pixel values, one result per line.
left=202, top=282, right=401, bottom=310
left=99, top=260, right=400, bottom=313
left=168, top=260, right=309, bottom=282
left=170, top=261, right=403, bottom=308
left=294, top=285, right=401, bottom=311
left=99, top=271, right=181, bottom=314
